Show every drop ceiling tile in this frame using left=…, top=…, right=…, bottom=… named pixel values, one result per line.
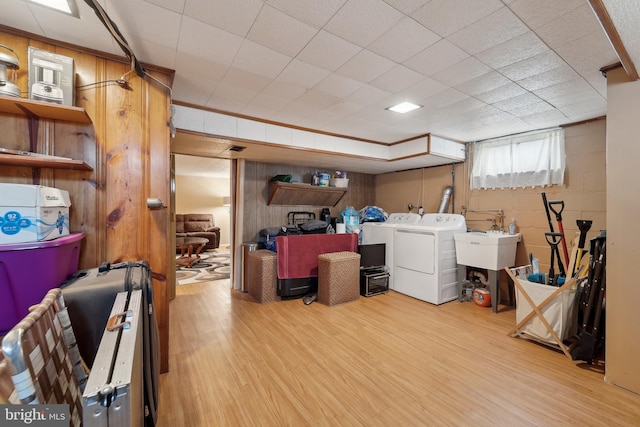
left=336, top=49, right=397, bottom=83
left=474, top=83, right=528, bottom=104
left=403, top=39, right=469, bottom=76
left=368, top=16, right=441, bottom=63
left=584, top=71, right=607, bottom=98
left=266, top=0, right=347, bottom=27
left=171, top=74, right=218, bottom=106
left=146, top=0, right=185, bottom=13
left=455, top=71, right=512, bottom=97
left=261, top=80, right=308, bottom=101
left=26, top=2, right=116, bottom=54
left=183, top=0, right=263, bottom=37
left=431, top=57, right=492, bottom=87
left=448, top=7, right=529, bottom=54
left=323, top=101, right=368, bottom=117
left=344, top=84, right=392, bottom=106
left=498, top=50, right=565, bottom=81
left=241, top=93, right=291, bottom=117
left=508, top=0, right=584, bottom=30
left=393, top=79, right=447, bottom=106
left=296, top=30, right=362, bottom=72
left=520, top=109, right=568, bottom=127
left=475, top=31, right=549, bottom=69
left=276, top=59, right=331, bottom=88
left=173, top=52, right=229, bottom=81
left=370, top=65, right=426, bottom=93
left=324, top=0, right=404, bottom=47
left=533, top=77, right=592, bottom=103
left=382, top=0, right=431, bottom=15
left=232, top=40, right=293, bottom=79
left=129, top=39, right=177, bottom=69
left=543, top=89, right=604, bottom=109
left=492, top=92, right=542, bottom=112
left=423, top=88, right=470, bottom=109
left=295, top=89, right=342, bottom=109
left=208, top=82, right=255, bottom=112
left=108, top=0, right=182, bottom=48
left=1, top=0, right=51, bottom=36
left=553, top=31, right=618, bottom=75
left=558, top=98, right=607, bottom=119
left=247, top=5, right=318, bottom=57
left=516, top=63, right=579, bottom=92
left=509, top=100, right=555, bottom=118
left=411, top=0, right=503, bottom=37
left=535, top=3, right=601, bottom=49
left=222, top=68, right=273, bottom=92
left=178, top=16, right=244, bottom=64
left=315, top=74, right=365, bottom=99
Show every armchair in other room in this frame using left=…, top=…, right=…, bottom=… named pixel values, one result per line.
left=176, top=214, right=221, bottom=251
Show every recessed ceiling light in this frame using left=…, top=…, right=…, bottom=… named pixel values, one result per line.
left=387, top=101, right=422, bottom=114
left=28, top=0, right=79, bottom=17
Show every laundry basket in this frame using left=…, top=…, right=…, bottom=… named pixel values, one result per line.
left=506, top=266, right=579, bottom=359
left=515, top=278, right=578, bottom=343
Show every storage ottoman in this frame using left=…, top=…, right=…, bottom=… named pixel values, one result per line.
left=318, top=251, right=360, bottom=306
left=247, top=250, right=279, bottom=304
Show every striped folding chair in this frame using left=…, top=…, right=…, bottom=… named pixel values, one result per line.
left=1, top=288, right=87, bottom=427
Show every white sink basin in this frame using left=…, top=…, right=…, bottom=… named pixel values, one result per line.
left=454, top=232, right=520, bottom=270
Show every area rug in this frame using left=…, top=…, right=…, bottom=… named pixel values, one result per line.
left=176, top=250, right=231, bottom=285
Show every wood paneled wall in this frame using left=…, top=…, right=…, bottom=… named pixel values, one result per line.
left=242, top=161, right=375, bottom=243
left=0, top=29, right=173, bottom=372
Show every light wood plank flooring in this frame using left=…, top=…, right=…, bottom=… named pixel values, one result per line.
left=157, top=280, right=640, bottom=426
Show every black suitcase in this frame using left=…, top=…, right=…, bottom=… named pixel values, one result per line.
left=61, top=261, right=159, bottom=427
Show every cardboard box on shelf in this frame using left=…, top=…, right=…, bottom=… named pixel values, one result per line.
left=0, top=183, right=71, bottom=244
left=27, top=46, right=75, bottom=106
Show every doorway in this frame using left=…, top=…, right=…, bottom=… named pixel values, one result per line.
left=171, top=153, right=234, bottom=288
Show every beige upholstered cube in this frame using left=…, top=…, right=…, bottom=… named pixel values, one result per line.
left=318, top=251, right=361, bottom=306
left=247, top=250, right=279, bottom=304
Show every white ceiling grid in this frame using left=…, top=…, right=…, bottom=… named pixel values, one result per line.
left=0, top=0, right=634, bottom=149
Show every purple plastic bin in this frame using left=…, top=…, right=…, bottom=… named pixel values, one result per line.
left=0, top=232, right=84, bottom=334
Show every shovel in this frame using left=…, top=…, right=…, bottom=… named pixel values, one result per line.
left=573, top=220, right=593, bottom=276
left=548, top=200, right=570, bottom=268
left=545, top=232, right=564, bottom=286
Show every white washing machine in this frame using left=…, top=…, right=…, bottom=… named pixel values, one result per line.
left=393, top=213, right=467, bottom=304
left=361, top=213, right=421, bottom=290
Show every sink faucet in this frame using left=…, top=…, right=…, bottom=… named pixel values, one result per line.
left=461, top=206, right=505, bottom=232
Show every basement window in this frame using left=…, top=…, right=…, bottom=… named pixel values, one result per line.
left=470, top=128, right=565, bottom=190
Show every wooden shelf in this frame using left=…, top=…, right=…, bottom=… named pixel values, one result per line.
left=0, top=153, right=93, bottom=171
left=0, top=94, right=92, bottom=124
left=268, top=181, right=347, bottom=207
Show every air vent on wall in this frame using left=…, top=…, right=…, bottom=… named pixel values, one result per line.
left=229, top=145, right=246, bottom=152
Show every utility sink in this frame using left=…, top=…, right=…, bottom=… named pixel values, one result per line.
left=454, top=231, right=521, bottom=270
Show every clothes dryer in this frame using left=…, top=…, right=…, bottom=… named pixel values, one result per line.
left=393, top=213, right=467, bottom=304
left=361, top=213, right=421, bottom=290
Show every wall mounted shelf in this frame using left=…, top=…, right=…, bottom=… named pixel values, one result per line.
left=0, top=95, right=92, bottom=123
left=0, top=95, right=94, bottom=173
left=268, top=181, right=347, bottom=207
left=0, top=153, right=93, bottom=171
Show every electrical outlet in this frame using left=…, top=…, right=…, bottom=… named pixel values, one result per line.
left=418, top=206, right=424, bottom=215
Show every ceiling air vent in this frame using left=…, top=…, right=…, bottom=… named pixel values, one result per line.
left=229, top=145, right=246, bottom=152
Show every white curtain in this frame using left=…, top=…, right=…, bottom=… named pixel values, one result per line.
left=471, top=128, right=565, bottom=190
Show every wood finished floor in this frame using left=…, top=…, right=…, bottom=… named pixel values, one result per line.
left=157, top=279, right=640, bottom=427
